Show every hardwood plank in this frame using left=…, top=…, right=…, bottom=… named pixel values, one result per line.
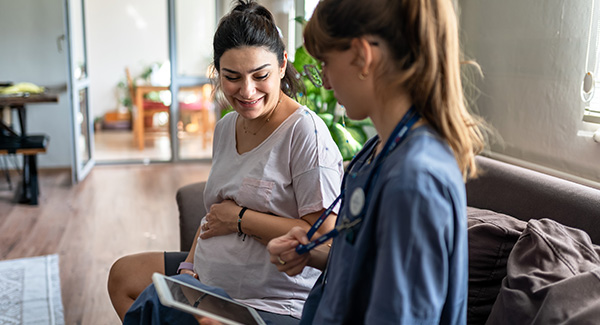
left=0, top=163, right=211, bottom=324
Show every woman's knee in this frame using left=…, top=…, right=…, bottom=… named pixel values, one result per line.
left=108, top=255, right=135, bottom=294
left=108, top=252, right=164, bottom=295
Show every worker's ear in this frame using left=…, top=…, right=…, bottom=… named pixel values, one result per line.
left=350, top=38, right=374, bottom=77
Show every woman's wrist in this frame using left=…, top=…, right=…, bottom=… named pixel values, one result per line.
left=177, top=261, right=194, bottom=274
left=237, top=207, right=248, bottom=240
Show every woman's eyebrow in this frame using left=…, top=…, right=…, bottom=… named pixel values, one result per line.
left=222, top=63, right=271, bottom=74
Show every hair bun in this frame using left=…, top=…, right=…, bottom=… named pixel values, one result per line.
left=232, top=0, right=275, bottom=22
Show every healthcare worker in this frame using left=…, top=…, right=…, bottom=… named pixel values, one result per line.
left=266, top=0, right=486, bottom=323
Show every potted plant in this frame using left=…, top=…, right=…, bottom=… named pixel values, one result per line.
left=94, top=116, right=103, bottom=131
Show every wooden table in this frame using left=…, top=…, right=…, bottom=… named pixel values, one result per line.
left=0, top=92, right=57, bottom=204
left=0, top=93, right=58, bottom=136
left=133, top=85, right=204, bottom=150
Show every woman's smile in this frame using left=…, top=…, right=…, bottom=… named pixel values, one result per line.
left=237, top=96, right=264, bottom=108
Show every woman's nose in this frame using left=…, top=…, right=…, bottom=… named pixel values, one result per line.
left=240, top=79, right=256, bottom=99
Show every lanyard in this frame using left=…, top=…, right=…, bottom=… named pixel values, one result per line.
left=296, top=106, right=420, bottom=254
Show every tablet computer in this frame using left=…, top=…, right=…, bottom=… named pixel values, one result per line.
left=152, top=273, right=266, bottom=325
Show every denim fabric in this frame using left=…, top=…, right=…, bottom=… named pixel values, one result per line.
left=123, top=274, right=232, bottom=325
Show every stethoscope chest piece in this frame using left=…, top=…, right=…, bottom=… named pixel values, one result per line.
left=349, top=187, right=365, bottom=217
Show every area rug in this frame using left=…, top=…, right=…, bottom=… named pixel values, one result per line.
left=0, top=254, right=64, bottom=325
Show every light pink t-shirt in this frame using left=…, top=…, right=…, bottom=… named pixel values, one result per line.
left=194, top=106, right=343, bottom=318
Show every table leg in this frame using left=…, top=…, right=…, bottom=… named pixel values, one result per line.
left=16, top=105, right=26, bottom=134
left=17, top=154, right=38, bottom=205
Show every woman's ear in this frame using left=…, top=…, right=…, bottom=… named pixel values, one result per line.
left=280, top=51, right=288, bottom=79
left=350, top=38, right=374, bottom=77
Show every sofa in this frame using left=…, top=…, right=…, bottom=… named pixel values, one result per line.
left=176, top=155, right=600, bottom=324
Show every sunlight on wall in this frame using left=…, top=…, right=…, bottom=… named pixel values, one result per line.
left=125, top=5, right=148, bottom=30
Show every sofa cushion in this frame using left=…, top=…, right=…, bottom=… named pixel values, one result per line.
left=466, top=207, right=527, bottom=324
left=177, top=182, right=206, bottom=251
left=486, top=219, right=600, bottom=324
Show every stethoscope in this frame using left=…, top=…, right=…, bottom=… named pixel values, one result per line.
left=296, top=106, right=421, bottom=254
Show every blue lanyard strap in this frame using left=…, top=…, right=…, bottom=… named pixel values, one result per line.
left=296, top=106, right=421, bottom=255
left=305, top=189, right=345, bottom=240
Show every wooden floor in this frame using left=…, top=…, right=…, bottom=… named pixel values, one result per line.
left=0, top=162, right=211, bottom=324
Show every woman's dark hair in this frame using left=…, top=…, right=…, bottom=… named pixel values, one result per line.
left=212, top=0, right=302, bottom=97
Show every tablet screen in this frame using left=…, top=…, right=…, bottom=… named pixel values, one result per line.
left=153, top=273, right=265, bottom=325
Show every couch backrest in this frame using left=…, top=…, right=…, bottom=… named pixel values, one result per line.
left=466, top=156, right=600, bottom=244
left=177, top=182, right=206, bottom=251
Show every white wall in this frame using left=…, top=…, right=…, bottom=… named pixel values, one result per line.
left=85, top=0, right=169, bottom=120
left=460, top=0, right=600, bottom=184
left=176, top=0, right=216, bottom=77
left=0, top=0, right=73, bottom=168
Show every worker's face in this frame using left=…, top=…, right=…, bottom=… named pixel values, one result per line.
left=219, top=46, right=286, bottom=121
left=319, top=48, right=371, bottom=121
left=319, top=38, right=381, bottom=121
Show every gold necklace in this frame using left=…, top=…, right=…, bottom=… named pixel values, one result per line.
left=242, top=93, right=283, bottom=136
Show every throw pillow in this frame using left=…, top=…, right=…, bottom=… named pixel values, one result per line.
left=486, top=218, right=600, bottom=324
left=466, top=207, right=526, bottom=325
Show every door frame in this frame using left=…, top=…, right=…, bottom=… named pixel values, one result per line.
left=167, top=0, right=218, bottom=162
left=65, top=0, right=94, bottom=183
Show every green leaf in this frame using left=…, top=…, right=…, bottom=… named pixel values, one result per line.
left=221, top=106, right=233, bottom=118
left=292, top=46, right=318, bottom=74
left=330, top=123, right=363, bottom=161
left=294, top=16, right=307, bottom=26
left=345, top=117, right=373, bottom=128
left=345, top=125, right=368, bottom=145
left=317, top=113, right=334, bottom=128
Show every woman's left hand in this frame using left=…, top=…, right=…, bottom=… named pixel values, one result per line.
left=199, top=200, right=240, bottom=240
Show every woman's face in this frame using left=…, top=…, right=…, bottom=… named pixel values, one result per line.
left=219, top=46, right=286, bottom=120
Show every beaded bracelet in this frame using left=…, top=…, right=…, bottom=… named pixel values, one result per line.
left=238, top=207, right=248, bottom=241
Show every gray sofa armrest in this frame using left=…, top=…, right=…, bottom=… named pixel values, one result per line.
left=176, top=181, right=206, bottom=251
left=466, top=156, right=600, bottom=244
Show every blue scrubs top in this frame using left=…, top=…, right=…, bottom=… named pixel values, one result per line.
left=301, top=126, right=468, bottom=324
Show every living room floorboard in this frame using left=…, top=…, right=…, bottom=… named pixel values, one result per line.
left=0, top=162, right=211, bottom=324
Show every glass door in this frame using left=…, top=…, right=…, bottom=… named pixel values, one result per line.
left=169, top=0, right=218, bottom=161
left=67, top=0, right=94, bottom=182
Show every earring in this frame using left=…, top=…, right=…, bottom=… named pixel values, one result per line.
left=358, top=72, right=368, bottom=80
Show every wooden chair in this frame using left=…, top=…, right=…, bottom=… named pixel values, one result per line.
left=179, top=84, right=215, bottom=148
left=125, top=67, right=169, bottom=133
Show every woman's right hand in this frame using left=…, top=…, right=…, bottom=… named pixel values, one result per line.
left=267, top=227, right=311, bottom=276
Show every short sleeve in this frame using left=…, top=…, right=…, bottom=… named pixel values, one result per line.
left=289, top=109, right=343, bottom=217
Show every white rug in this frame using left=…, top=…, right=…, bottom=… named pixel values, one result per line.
left=0, top=255, right=64, bottom=325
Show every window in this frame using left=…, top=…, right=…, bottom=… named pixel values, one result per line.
left=583, top=0, right=600, bottom=124
left=304, top=0, right=319, bottom=20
